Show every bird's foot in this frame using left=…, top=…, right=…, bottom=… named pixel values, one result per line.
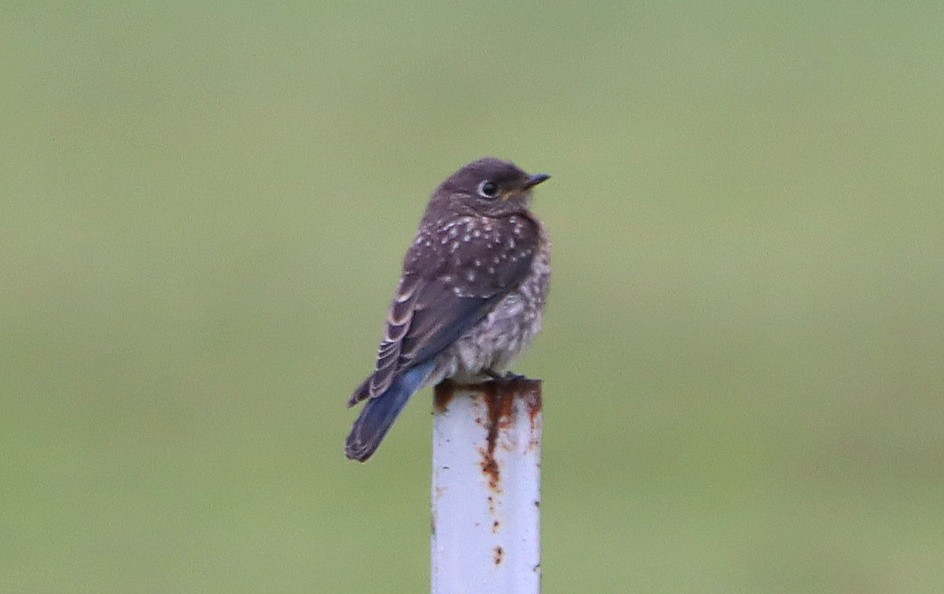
left=484, top=369, right=527, bottom=382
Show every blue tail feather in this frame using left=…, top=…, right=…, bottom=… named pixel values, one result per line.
left=345, top=361, right=435, bottom=461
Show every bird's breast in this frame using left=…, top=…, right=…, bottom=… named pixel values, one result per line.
left=432, top=229, right=550, bottom=384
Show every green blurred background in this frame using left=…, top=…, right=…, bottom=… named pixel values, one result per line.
left=2, top=2, right=942, bottom=592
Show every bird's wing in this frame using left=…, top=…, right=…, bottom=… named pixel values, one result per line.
left=348, top=215, right=539, bottom=406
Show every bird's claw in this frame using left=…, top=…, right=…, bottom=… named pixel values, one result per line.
left=484, top=369, right=526, bottom=382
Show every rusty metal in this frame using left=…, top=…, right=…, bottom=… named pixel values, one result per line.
left=431, top=379, right=542, bottom=594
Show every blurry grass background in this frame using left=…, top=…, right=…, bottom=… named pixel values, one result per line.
left=2, top=2, right=943, bottom=592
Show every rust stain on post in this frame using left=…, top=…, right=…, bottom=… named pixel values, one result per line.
left=525, top=381, right=543, bottom=452
left=480, top=381, right=512, bottom=492
left=435, top=378, right=543, bottom=494
left=479, top=378, right=543, bottom=492
left=433, top=380, right=456, bottom=413
left=525, top=382, right=543, bottom=428
left=493, top=545, right=504, bottom=565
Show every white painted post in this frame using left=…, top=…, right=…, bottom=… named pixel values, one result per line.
left=431, top=379, right=543, bottom=594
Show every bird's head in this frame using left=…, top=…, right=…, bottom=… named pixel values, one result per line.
left=431, top=157, right=550, bottom=218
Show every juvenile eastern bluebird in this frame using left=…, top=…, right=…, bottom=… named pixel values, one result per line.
left=345, top=157, right=551, bottom=461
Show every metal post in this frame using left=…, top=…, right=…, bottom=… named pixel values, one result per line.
left=431, top=379, right=543, bottom=594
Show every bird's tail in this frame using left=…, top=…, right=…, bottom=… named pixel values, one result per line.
left=345, top=361, right=435, bottom=462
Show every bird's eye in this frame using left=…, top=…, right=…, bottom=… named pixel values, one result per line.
left=477, top=181, right=499, bottom=198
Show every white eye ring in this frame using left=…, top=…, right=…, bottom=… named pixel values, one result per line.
left=477, top=180, right=499, bottom=198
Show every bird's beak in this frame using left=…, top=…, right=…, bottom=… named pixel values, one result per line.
left=523, top=173, right=551, bottom=189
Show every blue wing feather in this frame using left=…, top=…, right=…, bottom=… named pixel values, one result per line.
left=345, top=360, right=436, bottom=461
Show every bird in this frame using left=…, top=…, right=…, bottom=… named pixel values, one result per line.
left=345, top=157, right=552, bottom=462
